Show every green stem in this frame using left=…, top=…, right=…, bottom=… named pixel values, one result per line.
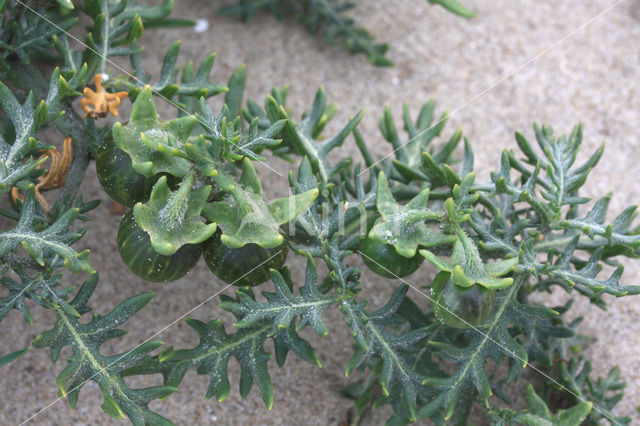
left=99, top=0, right=110, bottom=76
left=56, top=109, right=91, bottom=204
left=6, top=61, right=91, bottom=206
left=450, top=277, right=524, bottom=394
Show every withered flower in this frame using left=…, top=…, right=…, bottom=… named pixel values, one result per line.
left=81, top=74, right=128, bottom=119
left=11, top=137, right=73, bottom=212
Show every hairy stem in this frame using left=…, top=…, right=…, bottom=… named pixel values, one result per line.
left=6, top=61, right=92, bottom=206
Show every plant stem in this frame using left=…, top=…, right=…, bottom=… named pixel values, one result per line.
left=6, top=61, right=92, bottom=205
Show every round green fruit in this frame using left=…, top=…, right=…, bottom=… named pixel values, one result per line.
left=96, top=133, right=156, bottom=206
left=117, top=210, right=202, bottom=282
left=431, top=273, right=496, bottom=329
left=359, top=237, right=423, bottom=278
left=203, top=232, right=288, bottom=287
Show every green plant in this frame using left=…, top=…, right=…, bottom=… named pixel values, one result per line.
left=96, top=132, right=157, bottom=207
left=203, top=230, right=290, bottom=286
left=117, top=209, right=203, bottom=282
left=221, top=0, right=475, bottom=66
left=1, top=1, right=638, bottom=425
left=359, top=236, right=425, bottom=278
left=429, top=271, right=497, bottom=329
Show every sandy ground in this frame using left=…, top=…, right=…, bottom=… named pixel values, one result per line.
left=2, top=0, right=640, bottom=424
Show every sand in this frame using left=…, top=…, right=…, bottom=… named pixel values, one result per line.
left=2, top=0, right=640, bottom=424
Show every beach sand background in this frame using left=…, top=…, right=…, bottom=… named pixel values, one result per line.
left=2, top=0, right=640, bottom=424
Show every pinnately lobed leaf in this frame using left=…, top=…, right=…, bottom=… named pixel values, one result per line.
left=134, top=174, right=216, bottom=255
left=31, top=275, right=175, bottom=424
left=1, top=2, right=638, bottom=425
left=0, top=191, right=94, bottom=274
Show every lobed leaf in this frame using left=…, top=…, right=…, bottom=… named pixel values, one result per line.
left=369, top=172, right=454, bottom=258
left=204, top=158, right=318, bottom=248
left=112, top=86, right=195, bottom=178
left=134, top=174, right=216, bottom=255
left=0, top=191, right=94, bottom=274
left=221, top=258, right=335, bottom=336
left=32, top=275, right=174, bottom=424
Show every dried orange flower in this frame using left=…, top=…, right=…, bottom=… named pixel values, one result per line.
left=11, top=137, right=73, bottom=212
left=81, top=74, right=128, bottom=119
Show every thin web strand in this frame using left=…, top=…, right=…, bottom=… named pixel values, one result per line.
left=16, top=250, right=283, bottom=425
left=10, top=0, right=628, bottom=424
left=358, top=249, right=622, bottom=425
left=358, top=0, right=625, bottom=177
left=13, top=0, right=284, bottom=177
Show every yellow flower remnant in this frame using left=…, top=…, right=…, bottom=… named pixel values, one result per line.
left=81, top=74, right=128, bottom=119
left=11, top=137, right=73, bottom=212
